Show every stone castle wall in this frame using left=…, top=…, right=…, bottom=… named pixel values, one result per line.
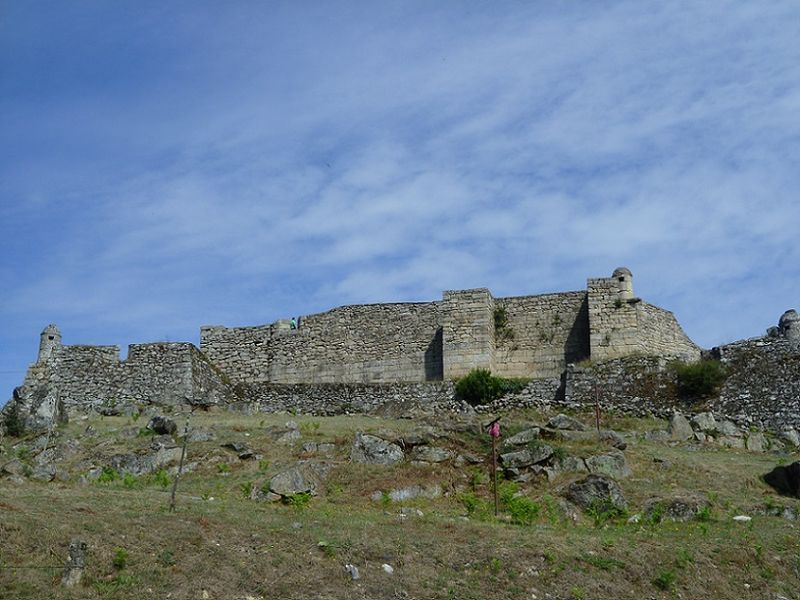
left=494, top=292, right=590, bottom=379
left=15, top=342, right=230, bottom=414
left=442, top=289, right=495, bottom=379
left=588, top=275, right=699, bottom=362
left=202, top=302, right=442, bottom=384
left=714, top=336, right=800, bottom=429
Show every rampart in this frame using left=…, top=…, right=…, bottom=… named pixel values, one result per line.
left=14, top=340, right=230, bottom=415
left=5, top=267, right=707, bottom=421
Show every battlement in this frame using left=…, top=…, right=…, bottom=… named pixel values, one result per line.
left=10, top=268, right=704, bottom=415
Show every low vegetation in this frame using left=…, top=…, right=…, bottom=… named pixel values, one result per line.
left=669, top=359, right=729, bottom=399
left=0, top=409, right=798, bottom=599
left=454, top=368, right=529, bottom=406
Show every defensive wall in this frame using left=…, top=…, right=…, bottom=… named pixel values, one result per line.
left=5, top=267, right=707, bottom=420
left=201, top=267, right=700, bottom=385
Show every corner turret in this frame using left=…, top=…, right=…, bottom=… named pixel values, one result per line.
left=778, top=310, right=800, bottom=343
left=38, top=324, right=62, bottom=363
left=612, top=267, right=634, bottom=301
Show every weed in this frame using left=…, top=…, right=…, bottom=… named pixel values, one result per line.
left=112, top=547, right=129, bottom=570
left=587, top=499, right=627, bottom=527
left=551, top=445, right=568, bottom=461
left=300, top=421, right=321, bottom=435
left=15, top=446, right=31, bottom=461
left=582, top=554, right=625, bottom=571
left=499, top=482, right=540, bottom=525
left=653, top=568, right=676, bottom=591
left=317, top=540, right=337, bottom=558
left=122, top=472, right=139, bottom=489
left=676, top=548, right=694, bottom=569
left=150, top=469, right=171, bottom=488
left=159, top=549, right=176, bottom=567
left=542, top=550, right=556, bottom=563
left=97, top=466, right=121, bottom=483
left=3, top=402, right=25, bottom=437
left=488, top=557, right=503, bottom=575
left=240, top=481, right=254, bottom=498
left=284, top=492, right=312, bottom=509
left=258, top=459, right=270, bottom=473
left=137, top=428, right=156, bottom=438
left=217, top=463, right=231, bottom=474
left=469, top=467, right=486, bottom=490
left=570, top=586, right=585, bottom=600
left=697, top=505, right=713, bottom=522
left=380, top=490, right=391, bottom=508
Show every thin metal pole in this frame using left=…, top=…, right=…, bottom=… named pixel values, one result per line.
left=169, top=413, right=190, bottom=512
left=492, top=435, right=498, bottom=516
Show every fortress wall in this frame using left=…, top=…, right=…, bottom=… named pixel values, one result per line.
left=587, top=277, right=641, bottom=360
left=494, top=292, right=590, bottom=378
left=442, top=289, right=495, bottom=379
left=714, top=337, right=800, bottom=428
left=123, top=343, right=198, bottom=406
left=199, top=325, right=272, bottom=383
left=588, top=277, right=700, bottom=361
left=231, top=381, right=458, bottom=416
left=636, top=303, right=701, bottom=361
left=267, top=302, right=442, bottom=383
left=49, top=345, right=123, bottom=409
left=564, top=356, right=678, bottom=411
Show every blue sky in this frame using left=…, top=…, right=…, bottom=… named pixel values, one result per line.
left=2, top=1, right=799, bottom=403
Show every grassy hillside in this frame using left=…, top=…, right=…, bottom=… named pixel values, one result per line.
left=1, top=409, right=798, bottom=599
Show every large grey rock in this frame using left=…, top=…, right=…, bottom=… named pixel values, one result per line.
left=505, top=428, right=540, bottom=446
left=746, top=432, right=767, bottom=452
left=1, top=459, right=26, bottom=477
left=146, top=416, right=177, bottom=436
left=547, top=414, right=586, bottom=431
left=778, top=309, right=800, bottom=342
left=690, top=412, right=717, bottom=433
left=3, top=385, right=67, bottom=435
left=585, top=450, right=632, bottom=479
left=643, top=494, right=711, bottom=522
left=548, top=429, right=626, bottom=450
left=780, top=429, right=800, bottom=447
left=30, top=464, right=56, bottom=482
left=563, top=474, right=627, bottom=512
left=351, top=433, right=404, bottom=465
left=370, top=484, right=442, bottom=502
left=668, top=412, right=693, bottom=441
left=763, top=462, right=800, bottom=498
left=269, top=466, right=319, bottom=497
left=410, top=446, right=454, bottom=463
left=500, top=444, right=553, bottom=469
left=61, top=539, right=88, bottom=588
left=553, top=456, right=588, bottom=473
left=109, top=447, right=183, bottom=476
left=717, top=436, right=745, bottom=449
left=717, top=420, right=743, bottom=437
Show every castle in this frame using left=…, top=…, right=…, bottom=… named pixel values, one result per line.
left=7, top=268, right=703, bottom=419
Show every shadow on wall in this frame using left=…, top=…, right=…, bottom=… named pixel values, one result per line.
left=563, top=295, right=590, bottom=364
left=424, top=328, right=444, bottom=381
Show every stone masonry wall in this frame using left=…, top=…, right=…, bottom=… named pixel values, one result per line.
left=494, top=292, right=589, bottom=378
left=588, top=276, right=699, bottom=362
left=442, top=289, right=495, bottom=379
left=230, top=381, right=461, bottom=416
left=636, top=303, right=701, bottom=361
left=16, top=342, right=230, bottom=414
left=201, top=303, right=442, bottom=384
left=714, top=336, right=800, bottom=429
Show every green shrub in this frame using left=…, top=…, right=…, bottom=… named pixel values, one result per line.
left=455, top=369, right=529, bottom=406
left=122, top=473, right=139, bottom=489
left=112, top=547, right=129, bottom=570
left=284, top=491, right=312, bottom=509
left=150, top=469, right=171, bottom=488
left=653, top=568, right=676, bottom=591
left=587, top=498, right=627, bottom=527
left=669, top=359, right=728, bottom=399
left=97, top=467, right=121, bottom=483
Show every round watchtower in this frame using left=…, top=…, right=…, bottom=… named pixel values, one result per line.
left=778, top=310, right=800, bottom=343
left=38, top=324, right=62, bottom=362
left=612, top=267, right=634, bottom=301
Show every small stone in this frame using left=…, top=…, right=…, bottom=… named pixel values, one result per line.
left=546, top=414, right=586, bottom=431
left=733, top=515, right=752, bottom=522
left=505, top=428, right=540, bottom=446
left=382, top=563, right=394, bottom=574
left=345, top=564, right=360, bottom=580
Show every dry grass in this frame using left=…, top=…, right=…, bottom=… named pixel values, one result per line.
left=1, top=409, right=799, bottom=599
